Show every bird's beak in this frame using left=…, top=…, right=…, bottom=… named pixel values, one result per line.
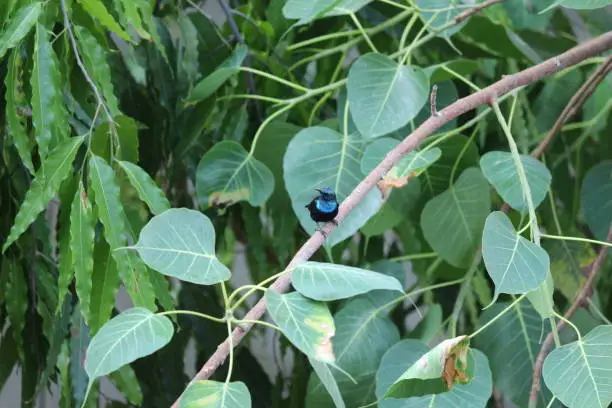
left=315, top=189, right=322, bottom=193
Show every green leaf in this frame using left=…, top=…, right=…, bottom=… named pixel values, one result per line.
left=89, top=240, right=120, bottom=334
left=546, top=239, right=595, bottom=301
left=360, top=138, right=442, bottom=177
left=284, top=127, right=383, bottom=247
left=309, top=358, right=346, bottom=408
left=117, top=160, right=170, bottom=215
left=385, top=336, right=473, bottom=398
left=180, top=380, right=252, bottom=408
left=3, top=258, right=28, bottom=360
left=543, top=325, right=612, bottom=408
left=133, top=208, right=231, bottom=285
left=347, top=53, right=429, bottom=138
left=306, top=298, right=400, bottom=407
left=472, top=300, right=552, bottom=407
left=78, top=0, right=131, bottom=41
left=420, top=168, right=490, bottom=268
left=555, top=0, right=612, bottom=9
left=424, top=60, right=480, bottom=83
left=31, top=23, right=70, bottom=158
left=109, top=366, right=143, bottom=406
left=89, top=155, right=156, bottom=309
left=376, top=340, right=492, bottom=407
left=482, top=211, right=550, bottom=301
left=3, top=136, right=84, bottom=252
left=421, top=135, right=480, bottom=197
left=85, top=307, right=173, bottom=380
left=71, top=182, right=96, bottom=325
left=116, top=0, right=151, bottom=40
left=581, top=161, right=612, bottom=251
left=186, top=45, right=248, bottom=104
left=91, top=115, right=139, bottom=163
left=283, top=0, right=374, bottom=24
left=5, top=49, right=35, bottom=174
left=415, top=0, right=472, bottom=37
left=265, top=291, right=336, bottom=363
left=75, top=26, right=120, bottom=116
left=0, top=3, right=41, bottom=60
left=292, top=261, right=403, bottom=301
left=480, top=151, right=551, bottom=212
left=195, top=141, right=274, bottom=209
left=410, top=304, right=443, bottom=344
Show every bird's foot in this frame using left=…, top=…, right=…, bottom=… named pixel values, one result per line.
left=330, top=219, right=339, bottom=226
left=315, top=225, right=328, bottom=238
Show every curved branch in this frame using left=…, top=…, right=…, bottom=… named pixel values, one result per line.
left=171, top=31, right=612, bottom=407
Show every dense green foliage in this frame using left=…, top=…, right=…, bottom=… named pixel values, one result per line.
left=1, top=0, right=612, bottom=407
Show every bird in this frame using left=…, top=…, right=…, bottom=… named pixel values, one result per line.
left=305, top=187, right=339, bottom=237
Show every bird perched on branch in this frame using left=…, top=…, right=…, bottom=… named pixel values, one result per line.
left=306, top=187, right=339, bottom=237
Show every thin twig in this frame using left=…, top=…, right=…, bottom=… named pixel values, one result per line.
left=531, top=55, right=612, bottom=158
left=170, top=30, right=612, bottom=408
left=430, top=85, right=440, bottom=116
left=60, top=0, right=114, bottom=126
left=455, top=0, right=504, bottom=23
left=528, top=226, right=612, bottom=408
left=215, top=0, right=263, bottom=120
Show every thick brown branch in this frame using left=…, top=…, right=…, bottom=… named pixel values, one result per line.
left=531, top=55, right=612, bottom=158
left=529, top=226, right=612, bottom=407
left=171, top=31, right=612, bottom=407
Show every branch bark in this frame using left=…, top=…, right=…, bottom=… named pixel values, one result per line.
left=171, top=30, right=612, bottom=408
left=528, top=226, right=612, bottom=408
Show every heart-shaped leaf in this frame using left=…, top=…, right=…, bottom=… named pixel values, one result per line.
left=196, top=141, right=274, bottom=209
left=293, top=261, right=403, bottom=301
left=306, top=298, right=400, bottom=407
left=420, top=168, right=490, bottom=268
left=473, top=300, right=553, bottom=407
left=376, top=339, right=493, bottom=408
left=180, top=380, right=251, bottom=408
left=360, top=138, right=441, bottom=177
left=266, top=291, right=335, bottom=363
left=480, top=151, right=551, bottom=212
left=348, top=53, right=429, bottom=138
left=85, top=307, right=173, bottom=379
left=482, top=211, right=549, bottom=301
left=376, top=339, right=492, bottom=407
left=309, top=358, right=346, bottom=408
left=283, top=126, right=382, bottom=247
left=283, top=0, right=374, bottom=24
left=133, top=208, right=231, bottom=285
left=415, top=0, right=473, bottom=38
left=384, top=336, right=473, bottom=398
left=581, top=160, right=612, bottom=251
left=543, top=325, right=612, bottom=408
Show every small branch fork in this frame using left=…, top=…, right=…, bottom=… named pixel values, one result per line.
left=170, top=30, right=612, bottom=408
left=529, top=227, right=612, bottom=407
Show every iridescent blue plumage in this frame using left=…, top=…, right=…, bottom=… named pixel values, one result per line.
left=306, top=187, right=339, bottom=237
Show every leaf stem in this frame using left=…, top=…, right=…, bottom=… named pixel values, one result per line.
left=450, top=251, right=481, bottom=337
left=232, top=319, right=281, bottom=332
left=469, top=294, right=527, bottom=339
left=229, top=269, right=291, bottom=312
left=441, top=65, right=480, bottom=91
left=156, top=309, right=225, bottom=323
left=540, top=233, right=612, bottom=248
left=221, top=283, right=234, bottom=384
left=239, top=67, right=309, bottom=92
left=388, top=252, right=437, bottom=262
left=349, top=12, right=378, bottom=53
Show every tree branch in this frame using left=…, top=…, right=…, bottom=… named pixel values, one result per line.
left=455, top=0, right=504, bottom=23
left=531, top=55, right=612, bottom=158
left=529, top=226, right=612, bottom=408
left=171, top=30, right=612, bottom=408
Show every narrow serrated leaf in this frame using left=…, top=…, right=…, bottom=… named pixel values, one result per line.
left=5, top=49, right=35, bottom=174
left=117, top=0, right=150, bottom=39
left=31, top=23, right=69, bottom=158
left=0, top=3, right=42, bottom=59
left=88, top=155, right=157, bottom=310
left=70, top=306, right=90, bottom=406
left=3, top=258, right=28, bottom=360
left=117, top=160, right=170, bottom=215
left=110, top=365, right=143, bottom=405
left=2, top=136, right=84, bottom=252
left=89, top=240, right=120, bottom=334
left=71, top=182, right=96, bottom=324
left=78, top=0, right=131, bottom=41
left=74, top=25, right=120, bottom=116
